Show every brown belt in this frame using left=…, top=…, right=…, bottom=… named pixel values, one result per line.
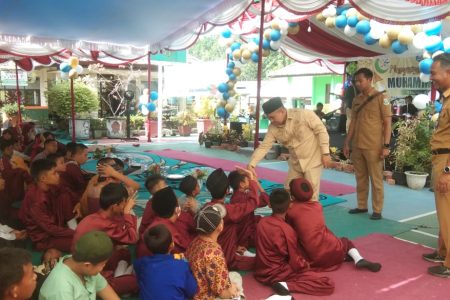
left=431, top=148, right=450, bottom=155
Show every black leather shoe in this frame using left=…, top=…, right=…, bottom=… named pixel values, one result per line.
left=428, top=265, right=450, bottom=278
left=348, top=208, right=368, bottom=214
left=423, top=251, right=445, bottom=263
left=370, top=212, right=382, bottom=220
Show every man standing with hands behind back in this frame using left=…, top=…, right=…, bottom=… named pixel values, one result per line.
left=343, top=68, right=392, bottom=220
left=424, top=53, right=450, bottom=278
left=247, top=97, right=330, bottom=201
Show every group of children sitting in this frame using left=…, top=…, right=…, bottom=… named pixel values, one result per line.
left=0, top=126, right=382, bottom=300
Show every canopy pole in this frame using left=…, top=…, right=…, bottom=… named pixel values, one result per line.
left=70, top=78, right=76, bottom=142
left=14, top=62, right=23, bottom=127
left=147, top=51, right=152, bottom=142
left=253, top=0, right=266, bottom=149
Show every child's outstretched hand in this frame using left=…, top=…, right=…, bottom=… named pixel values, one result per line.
left=235, top=166, right=254, bottom=181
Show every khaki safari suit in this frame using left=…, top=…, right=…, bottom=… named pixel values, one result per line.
left=430, top=88, right=450, bottom=268
left=350, top=89, right=391, bottom=214
left=249, top=109, right=330, bottom=201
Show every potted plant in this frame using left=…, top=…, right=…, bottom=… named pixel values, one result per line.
left=194, top=96, right=216, bottom=134
left=90, top=118, right=106, bottom=139
left=47, top=80, right=99, bottom=139
left=393, top=116, right=433, bottom=189
left=173, top=110, right=196, bottom=136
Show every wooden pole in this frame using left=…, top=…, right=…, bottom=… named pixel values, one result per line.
left=70, top=78, right=76, bottom=142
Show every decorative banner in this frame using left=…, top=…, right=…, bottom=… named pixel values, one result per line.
left=357, top=56, right=432, bottom=101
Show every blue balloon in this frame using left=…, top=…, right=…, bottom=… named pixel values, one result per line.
left=226, top=68, right=233, bottom=76
left=419, top=58, right=434, bottom=75
left=251, top=52, right=259, bottom=63
left=253, top=37, right=260, bottom=45
left=224, top=111, right=230, bottom=119
left=229, top=73, right=237, bottom=81
left=230, top=42, right=241, bottom=52
left=60, top=62, right=71, bottom=73
left=339, top=9, right=348, bottom=16
left=217, top=107, right=226, bottom=118
left=221, top=29, right=232, bottom=39
left=262, top=39, right=271, bottom=49
left=218, top=83, right=229, bottom=93
left=356, top=20, right=371, bottom=35
left=335, top=15, right=347, bottom=29
left=435, top=100, right=442, bottom=113
left=424, top=37, right=443, bottom=54
left=270, top=30, right=281, bottom=41
left=138, top=103, right=143, bottom=110
left=424, top=22, right=442, bottom=36
left=288, top=22, right=298, bottom=27
left=228, top=54, right=234, bottom=61
left=391, top=40, right=408, bottom=54
left=150, top=91, right=158, bottom=101
left=147, top=102, right=156, bottom=112
left=222, top=92, right=230, bottom=100
left=347, top=15, right=359, bottom=27
left=227, top=62, right=235, bottom=69
left=364, top=33, right=378, bottom=45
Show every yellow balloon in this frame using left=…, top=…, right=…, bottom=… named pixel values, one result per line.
left=387, top=26, right=400, bottom=40
left=346, top=8, right=358, bottom=17
left=271, top=20, right=280, bottom=30
left=232, top=67, right=241, bottom=76
left=398, top=29, right=414, bottom=45
left=287, top=25, right=300, bottom=35
left=225, top=39, right=233, bottom=47
left=225, top=103, right=235, bottom=113
left=69, top=69, right=78, bottom=79
left=262, top=49, right=270, bottom=57
left=356, top=12, right=368, bottom=21
left=325, top=17, right=336, bottom=28
left=227, top=81, right=235, bottom=89
left=411, top=24, right=423, bottom=34
left=379, top=34, right=392, bottom=48
left=232, top=49, right=242, bottom=60
left=264, top=29, right=272, bottom=40
left=218, top=100, right=227, bottom=107
left=241, top=49, right=252, bottom=60
left=316, top=13, right=326, bottom=22
left=228, top=89, right=236, bottom=97
left=69, top=56, right=79, bottom=68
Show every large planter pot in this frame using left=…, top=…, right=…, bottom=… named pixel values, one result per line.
left=106, top=117, right=127, bottom=138
left=405, top=171, right=429, bottom=190
left=68, top=119, right=90, bottom=140
left=392, top=171, right=407, bottom=186
left=196, top=119, right=214, bottom=134
left=145, top=120, right=160, bottom=138
left=178, top=125, right=192, bottom=136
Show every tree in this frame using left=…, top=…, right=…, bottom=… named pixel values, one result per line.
left=188, top=35, right=293, bottom=81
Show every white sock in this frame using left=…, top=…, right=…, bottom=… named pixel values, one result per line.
left=279, top=282, right=288, bottom=290
left=114, top=260, right=129, bottom=277
left=348, top=248, right=363, bottom=264
left=266, top=296, right=292, bottom=300
left=125, top=264, right=134, bottom=275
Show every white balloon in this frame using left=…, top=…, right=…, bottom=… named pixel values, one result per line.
left=369, top=27, right=384, bottom=40
left=328, top=6, right=337, bottom=17
left=60, top=72, right=69, bottom=80
left=344, top=25, right=357, bottom=37
left=139, top=94, right=148, bottom=104
left=76, top=65, right=83, bottom=74
left=279, top=20, right=289, bottom=31
left=239, top=58, right=248, bottom=65
left=141, top=105, right=149, bottom=116
left=419, top=73, right=431, bottom=83
left=413, top=32, right=427, bottom=50
left=369, top=20, right=383, bottom=31
left=270, top=40, right=281, bottom=51
left=227, top=98, right=237, bottom=106
left=428, top=90, right=440, bottom=101
left=443, top=37, right=450, bottom=52
left=413, top=94, right=430, bottom=110
left=322, top=8, right=331, bottom=18
left=280, top=29, right=288, bottom=36
left=248, top=42, right=259, bottom=52
left=423, top=51, right=431, bottom=59
left=432, top=50, right=444, bottom=58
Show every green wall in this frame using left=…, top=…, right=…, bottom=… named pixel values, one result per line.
left=312, top=75, right=343, bottom=106
left=151, top=50, right=186, bottom=63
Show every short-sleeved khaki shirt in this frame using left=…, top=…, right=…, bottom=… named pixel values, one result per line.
left=351, top=89, right=392, bottom=149
left=430, top=88, right=450, bottom=150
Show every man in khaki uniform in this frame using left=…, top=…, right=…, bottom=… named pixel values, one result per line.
left=247, top=97, right=330, bottom=201
left=343, top=68, right=392, bottom=220
left=423, top=53, right=450, bottom=278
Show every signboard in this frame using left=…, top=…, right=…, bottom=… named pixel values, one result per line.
left=357, top=56, right=431, bottom=101
left=0, top=70, right=28, bottom=86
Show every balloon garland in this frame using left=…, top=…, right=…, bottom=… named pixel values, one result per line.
left=215, top=20, right=299, bottom=119
left=59, top=56, right=84, bottom=79
left=137, top=88, right=159, bottom=116
left=315, top=5, right=449, bottom=83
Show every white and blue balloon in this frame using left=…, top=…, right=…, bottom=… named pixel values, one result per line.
left=138, top=88, right=158, bottom=116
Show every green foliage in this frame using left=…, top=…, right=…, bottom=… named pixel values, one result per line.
left=188, top=35, right=227, bottom=61
left=90, top=118, right=106, bottom=130
left=47, top=81, right=99, bottom=118
left=239, top=51, right=293, bottom=81
left=172, top=110, right=196, bottom=127
left=1, top=103, right=24, bottom=116
left=130, top=115, right=146, bottom=130
left=393, top=117, right=433, bottom=173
